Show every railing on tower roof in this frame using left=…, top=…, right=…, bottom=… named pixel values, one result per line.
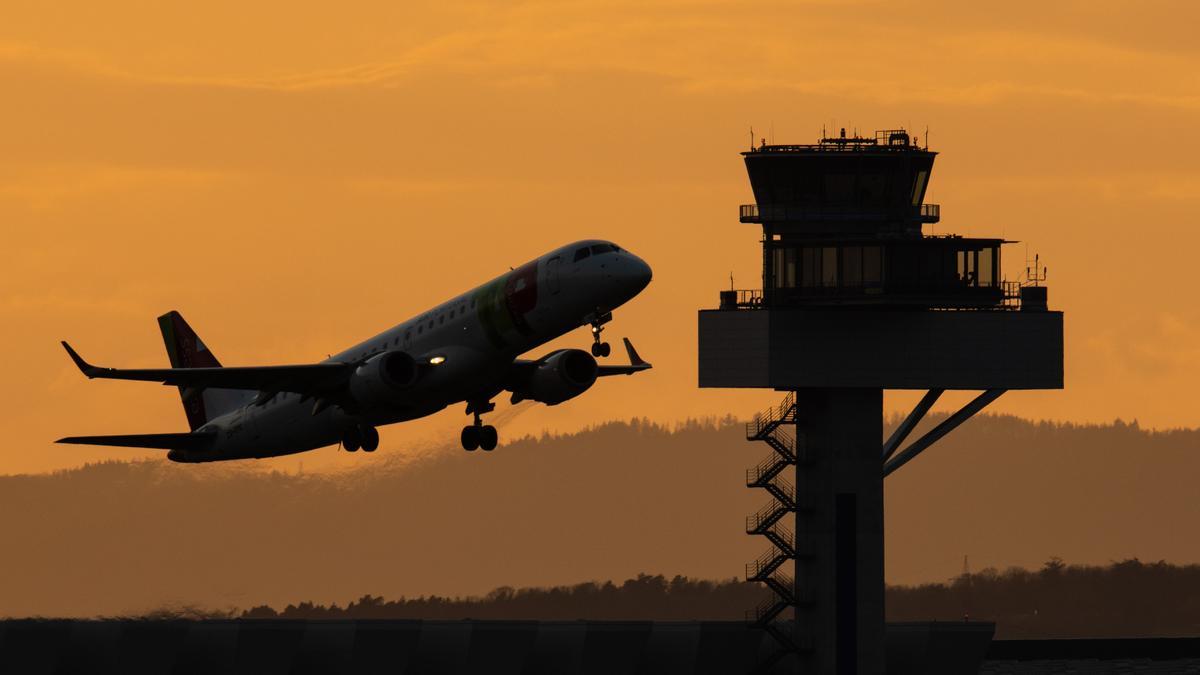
left=719, top=283, right=1028, bottom=312
left=739, top=203, right=939, bottom=224
left=744, top=128, right=930, bottom=154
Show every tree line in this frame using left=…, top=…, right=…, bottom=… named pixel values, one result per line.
left=239, top=560, right=1200, bottom=638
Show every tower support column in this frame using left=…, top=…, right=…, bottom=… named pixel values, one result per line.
left=793, top=388, right=884, bottom=675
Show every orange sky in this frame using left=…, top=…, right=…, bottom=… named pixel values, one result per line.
left=3, top=0, right=1199, bottom=474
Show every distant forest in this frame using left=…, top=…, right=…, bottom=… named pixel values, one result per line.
left=237, top=559, right=1200, bottom=639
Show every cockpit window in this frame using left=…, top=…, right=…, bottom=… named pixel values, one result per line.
left=590, top=244, right=617, bottom=255
left=573, top=247, right=591, bottom=262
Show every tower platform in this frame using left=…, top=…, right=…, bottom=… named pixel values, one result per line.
left=699, top=308, right=1062, bottom=390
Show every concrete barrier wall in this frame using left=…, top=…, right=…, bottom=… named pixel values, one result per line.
left=0, top=619, right=1003, bottom=674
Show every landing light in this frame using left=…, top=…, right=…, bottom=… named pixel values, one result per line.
left=429, top=355, right=446, bottom=365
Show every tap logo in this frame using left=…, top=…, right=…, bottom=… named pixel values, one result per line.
left=475, top=260, right=539, bottom=348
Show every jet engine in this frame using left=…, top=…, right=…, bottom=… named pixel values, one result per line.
left=348, top=351, right=420, bottom=403
left=512, top=349, right=598, bottom=405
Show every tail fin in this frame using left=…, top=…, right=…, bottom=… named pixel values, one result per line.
left=157, top=311, right=251, bottom=429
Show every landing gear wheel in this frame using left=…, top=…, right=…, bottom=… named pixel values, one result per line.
left=479, top=425, right=498, bottom=451
left=461, top=426, right=480, bottom=451
left=361, top=426, right=379, bottom=453
left=343, top=429, right=361, bottom=453
left=591, top=341, right=611, bottom=357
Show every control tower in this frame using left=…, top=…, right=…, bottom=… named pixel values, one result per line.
left=698, top=129, right=1063, bottom=674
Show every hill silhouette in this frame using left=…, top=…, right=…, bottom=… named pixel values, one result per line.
left=2, top=414, right=1198, bottom=618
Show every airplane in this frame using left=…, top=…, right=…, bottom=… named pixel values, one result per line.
left=57, top=239, right=652, bottom=462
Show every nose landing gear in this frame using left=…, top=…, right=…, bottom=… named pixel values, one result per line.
left=462, top=400, right=498, bottom=452
left=588, top=310, right=613, bottom=358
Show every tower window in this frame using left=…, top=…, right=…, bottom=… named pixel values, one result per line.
left=801, top=247, right=819, bottom=288
left=842, top=246, right=863, bottom=287
left=862, top=247, right=882, bottom=286
left=958, top=250, right=976, bottom=285
left=821, top=247, right=838, bottom=287
left=912, top=171, right=929, bottom=206
left=978, top=247, right=996, bottom=287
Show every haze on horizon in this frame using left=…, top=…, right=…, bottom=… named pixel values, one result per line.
left=4, top=0, right=1200, bottom=474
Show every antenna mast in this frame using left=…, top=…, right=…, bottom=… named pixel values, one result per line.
left=962, top=555, right=973, bottom=622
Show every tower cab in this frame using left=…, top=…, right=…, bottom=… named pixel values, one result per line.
left=724, top=129, right=1030, bottom=311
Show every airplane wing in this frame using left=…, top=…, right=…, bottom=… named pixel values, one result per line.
left=56, top=432, right=217, bottom=450
left=60, top=341, right=352, bottom=394
left=595, top=338, right=653, bottom=376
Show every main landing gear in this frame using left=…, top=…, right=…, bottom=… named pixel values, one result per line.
left=462, top=400, right=498, bottom=452
left=589, top=310, right=613, bottom=358
left=342, top=425, right=379, bottom=453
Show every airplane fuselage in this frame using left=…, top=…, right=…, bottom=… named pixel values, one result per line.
left=169, top=240, right=651, bottom=461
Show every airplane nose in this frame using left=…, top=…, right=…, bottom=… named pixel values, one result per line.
left=632, top=256, right=652, bottom=290
left=619, top=254, right=652, bottom=296
left=597, top=249, right=652, bottom=302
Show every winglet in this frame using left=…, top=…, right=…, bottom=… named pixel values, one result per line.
left=623, top=338, right=650, bottom=368
left=61, top=341, right=100, bottom=377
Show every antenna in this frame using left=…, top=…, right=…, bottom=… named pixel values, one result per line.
left=1023, top=251, right=1048, bottom=286
left=962, top=555, right=972, bottom=622
left=750, top=126, right=754, bottom=152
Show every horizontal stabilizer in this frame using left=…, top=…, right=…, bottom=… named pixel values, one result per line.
left=55, top=432, right=216, bottom=451
left=596, top=338, right=653, bottom=376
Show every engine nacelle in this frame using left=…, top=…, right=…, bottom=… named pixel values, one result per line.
left=348, top=351, right=420, bottom=404
left=513, top=349, right=598, bottom=406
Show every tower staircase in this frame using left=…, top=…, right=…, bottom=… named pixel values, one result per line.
left=744, top=392, right=808, bottom=671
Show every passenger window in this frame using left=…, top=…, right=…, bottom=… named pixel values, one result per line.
left=574, top=247, right=591, bottom=262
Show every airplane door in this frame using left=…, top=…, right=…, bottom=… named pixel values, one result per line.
left=547, top=256, right=561, bottom=295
